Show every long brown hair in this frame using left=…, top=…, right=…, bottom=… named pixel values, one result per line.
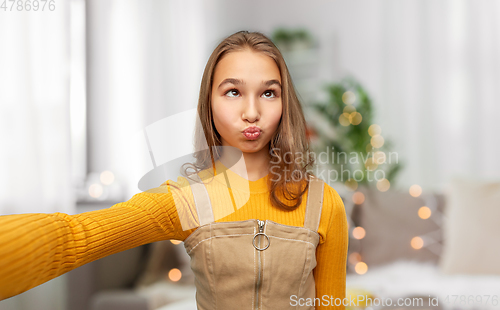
left=184, top=30, right=315, bottom=211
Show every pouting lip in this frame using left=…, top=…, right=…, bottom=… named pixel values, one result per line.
left=242, top=126, right=262, bottom=134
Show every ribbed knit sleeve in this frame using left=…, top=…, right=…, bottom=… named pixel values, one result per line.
left=314, top=185, right=349, bottom=309
left=0, top=182, right=187, bottom=301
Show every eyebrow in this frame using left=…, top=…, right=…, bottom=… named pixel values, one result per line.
left=217, top=78, right=282, bottom=90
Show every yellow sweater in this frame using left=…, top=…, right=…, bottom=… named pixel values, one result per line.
left=0, top=160, right=348, bottom=309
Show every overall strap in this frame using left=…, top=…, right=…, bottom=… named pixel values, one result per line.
left=303, top=176, right=325, bottom=232
left=186, top=173, right=215, bottom=226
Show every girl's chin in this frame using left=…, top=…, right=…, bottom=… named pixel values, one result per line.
left=234, top=142, right=267, bottom=153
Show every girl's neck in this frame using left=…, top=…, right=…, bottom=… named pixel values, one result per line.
left=218, top=145, right=270, bottom=182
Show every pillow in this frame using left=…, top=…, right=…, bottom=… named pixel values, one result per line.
left=439, top=178, right=500, bottom=275
left=348, top=187, right=445, bottom=270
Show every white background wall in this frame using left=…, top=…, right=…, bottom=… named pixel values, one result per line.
left=87, top=0, right=500, bottom=194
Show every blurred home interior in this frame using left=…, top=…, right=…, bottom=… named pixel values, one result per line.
left=1, top=0, right=500, bottom=310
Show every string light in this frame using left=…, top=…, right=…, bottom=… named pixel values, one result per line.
left=348, top=252, right=362, bottom=264
left=339, top=113, right=351, bottom=126
left=100, top=170, right=115, bottom=185
left=418, top=206, right=432, bottom=219
left=345, top=178, right=358, bottom=191
left=342, top=91, right=356, bottom=104
left=355, top=262, right=368, bottom=274
left=352, top=227, right=366, bottom=239
left=411, top=236, right=424, bottom=249
left=352, top=191, right=365, bottom=204
left=365, top=157, right=378, bottom=171
left=349, top=112, right=362, bottom=125
left=368, top=124, right=381, bottom=136
left=370, top=135, right=384, bottom=148
left=343, top=105, right=356, bottom=113
left=409, top=184, right=422, bottom=197
left=88, top=184, right=103, bottom=198
left=168, top=268, right=182, bottom=282
left=376, top=178, right=390, bottom=192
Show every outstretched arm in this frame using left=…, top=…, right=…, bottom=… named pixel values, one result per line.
left=314, top=186, right=349, bottom=309
left=0, top=180, right=195, bottom=300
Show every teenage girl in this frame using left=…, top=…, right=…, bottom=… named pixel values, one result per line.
left=0, top=31, right=348, bottom=309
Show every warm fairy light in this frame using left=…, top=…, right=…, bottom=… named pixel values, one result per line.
left=168, top=268, right=182, bottom=282
left=373, top=151, right=386, bottom=164
left=170, top=240, right=182, bottom=245
left=355, top=262, right=368, bottom=274
left=349, top=112, right=362, bottom=125
left=343, top=105, right=356, bottom=113
left=339, top=113, right=351, bottom=126
left=345, top=178, right=358, bottom=191
left=100, top=170, right=115, bottom=185
left=342, top=91, right=356, bottom=104
left=352, top=192, right=365, bottom=204
left=89, top=184, right=103, bottom=198
left=370, top=135, right=385, bottom=148
left=368, top=124, right=382, bottom=136
left=352, top=227, right=366, bottom=239
left=418, top=206, right=432, bottom=219
left=411, top=237, right=424, bottom=249
left=409, top=184, right=422, bottom=197
left=349, top=252, right=362, bottom=264
left=376, top=179, right=390, bottom=192
left=365, top=157, right=378, bottom=171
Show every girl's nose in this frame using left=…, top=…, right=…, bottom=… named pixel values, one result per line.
left=242, top=96, right=260, bottom=123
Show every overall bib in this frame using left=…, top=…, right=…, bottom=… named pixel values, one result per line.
left=182, top=173, right=325, bottom=310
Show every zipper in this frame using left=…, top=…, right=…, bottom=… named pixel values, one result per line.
left=254, top=219, right=267, bottom=309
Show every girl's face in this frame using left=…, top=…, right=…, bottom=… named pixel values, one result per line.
left=211, top=49, right=283, bottom=155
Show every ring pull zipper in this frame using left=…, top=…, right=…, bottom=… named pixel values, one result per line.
left=252, top=220, right=270, bottom=251
left=253, top=219, right=269, bottom=310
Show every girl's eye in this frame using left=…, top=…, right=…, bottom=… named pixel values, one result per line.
left=224, top=89, right=278, bottom=98
left=225, top=89, right=240, bottom=98
left=262, top=90, right=277, bottom=99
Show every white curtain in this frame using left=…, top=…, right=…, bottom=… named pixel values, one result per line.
left=0, top=1, right=74, bottom=309
left=324, top=0, right=500, bottom=191
left=371, top=0, right=500, bottom=191
left=87, top=0, right=213, bottom=198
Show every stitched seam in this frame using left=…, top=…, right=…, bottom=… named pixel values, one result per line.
left=209, top=219, right=255, bottom=226
left=304, top=178, right=312, bottom=228
left=192, top=184, right=203, bottom=227
left=183, top=219, right=255, bottom=244
left=297, top=230, right=313, bottom=308
left=252, top=226, right=256, bottom=310
left=261, top=249, right=265, bottom=309
left=208, top=223, right=216, bottom=310
left=267, top=221, right=320, bottom=239
left=261, top=223, right=267, bottom=309
left=267, top=235, right=317, bottom=247
left=306, top=242, right=314, bottom=306
left=315, top=182, right=325, bottom=232
left=186, top=233, right=255, bottom=255
left=193, top=174, right=215, bottom=225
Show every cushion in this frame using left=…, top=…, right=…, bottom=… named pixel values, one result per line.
left=348, top=186, right=445, bottom=269
left=439, top=178, right=500, bottom=275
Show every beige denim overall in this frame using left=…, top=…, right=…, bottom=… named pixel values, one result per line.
left=182, top=173, right=325, bottom=310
